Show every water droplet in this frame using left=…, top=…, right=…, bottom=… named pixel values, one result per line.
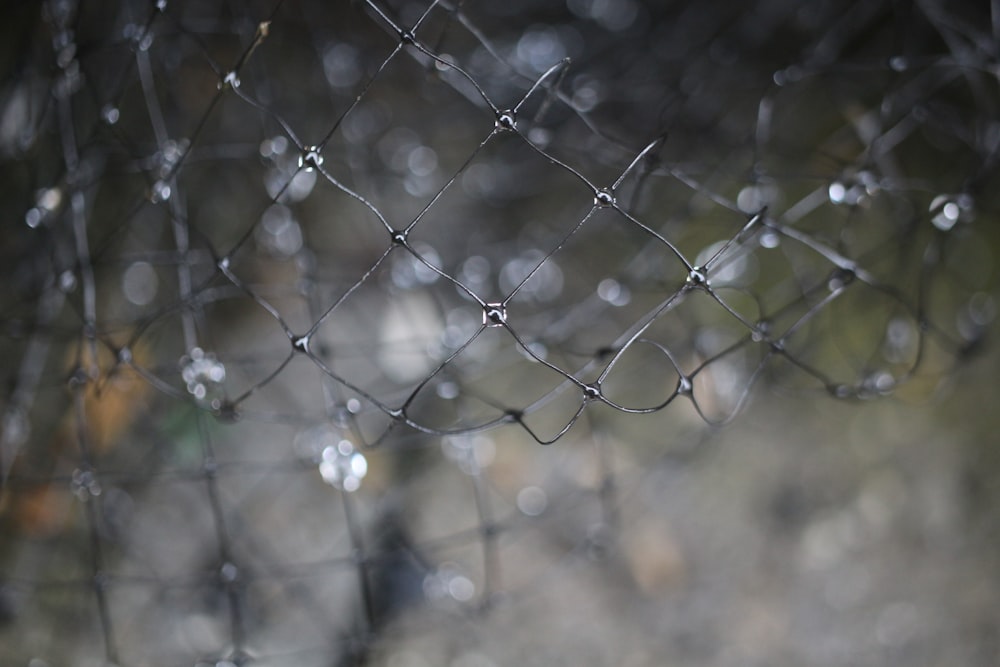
left=218, top=71, right=240, bottom=90
left=967, top=292, right=996, bottom=327
left=597, top=278, right=631, bottom=306
left=516, top=486, right=548, bottom=516
left=29, top=186, right=62, bottom=227
left=156, top=0, right=168, bottom=11
left=25, top=208, right=43, bottom=228
left=436, top=380, right=459, bottom=399
left=319, top=439, right=368, bottom=492
left=214, top=400, right=240, bottom=423
left=928, top=194, right=971, bottom=231
left=677, top=376, right=693, bottom=395
left=827, top=267, right=855, bottom=292
left=323, top=42, right=363, bottom=88
left=423, top=564, right=475, bottom=602
left=117, top=347, right=132, bottom=363
left=889, top=56, right=908, bottom=72
left=495, top=109, right=517, bottom=131
left=829, top=383, right=852, bottom=399
left=122, top=261, right=158, bottom=305
left=150, top=180, right=171, bottom=203
left=58, top=270, right=76, bottom=293
left=292, top=335, right=310, bottom=353
left=71, top=468, right=101, bottom=500
left=737, top=183, right=777, bottom=213
left=583, top=382, right=601, bottom=400
left=483, top=303, right=507, bottom=327
left=100, top=105, right=119, bottom=125
left=298, top=146, right=324, bottom=172
left=829, top=171, right=878, bottom=206
left=751, top=320, right=771, bottom=343
left=259, top=135, right=288, bottom=158
left=527, top=126, right=551, bottom=148
left=861, top=370, right=894, bottom=397
left=593, top=188, right=615, bottom=207
left=759, top=229, right=781, bottom=248
left=686, top=267, right=708, bottom=287
left=255, top=204, right=303, bottom=258
left=407, top=145, right=438, bottom=177
left=1, top=408, right=29, bottom=448
left=180, top=347, right=226, bottom=401
left=219, top=562, right=239, bottom=584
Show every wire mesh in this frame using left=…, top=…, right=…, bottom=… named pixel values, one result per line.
left=1, top=0, right=999, bottom=665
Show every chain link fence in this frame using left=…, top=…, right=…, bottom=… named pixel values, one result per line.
left=1, top=0, right=998, bottom=665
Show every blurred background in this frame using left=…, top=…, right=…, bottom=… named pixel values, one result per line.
left=1, top=0, right=998, bottom=665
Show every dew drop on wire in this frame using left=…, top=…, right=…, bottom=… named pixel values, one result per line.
left=256, top=204, right=303, bottom=258
left=929, top=194, right=972, bottom=231
left=101, top=105, right=119, bottom=125
left=528, top=127, right=551, bottom=148
left=516, top=486, right=548, bottom=516
left=25, top=208, right=43, bottom=228
left=219, top=71, right=240, bottom=90
left=260, top=135, right=288, bottom=158
left=737, top=183, right=777, bottom=213
left=27, top=187, right=61, bottom=226
left=829, top=383, right=852, bottom=399
left=423, top=564, right=475, bottom=603
left=299, top=146, right=324, bottom=171
left=436, top=380, right=459, bottom=399
left=219, top=561, right=239, bottom=584
left=58, top=270, right=77, bottom=293
left=594, top=188, right=615, bottom=207
left=122, top=261, right=158, bottom=305
left=827, top=267, right=855, bottom=292
left=686, top=267, right=708, bottom=287
left=759, top=229, right=780, bottom=248
left=292, top=335, right=310, bottom=353
left=180, top=347, right=226, bottom=401
left=71, top=468, right=101, bottom=500
left=150, top=180, right=171, bottom=203
left=677, top=376, right=693, bottom=395
left=495, top=109, right=517, bottom=131
left=861, top=370, right=894, bottom=397
left=319, top=439, right=368, bottom=492
left=483, top=303, right=507, bottom=327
